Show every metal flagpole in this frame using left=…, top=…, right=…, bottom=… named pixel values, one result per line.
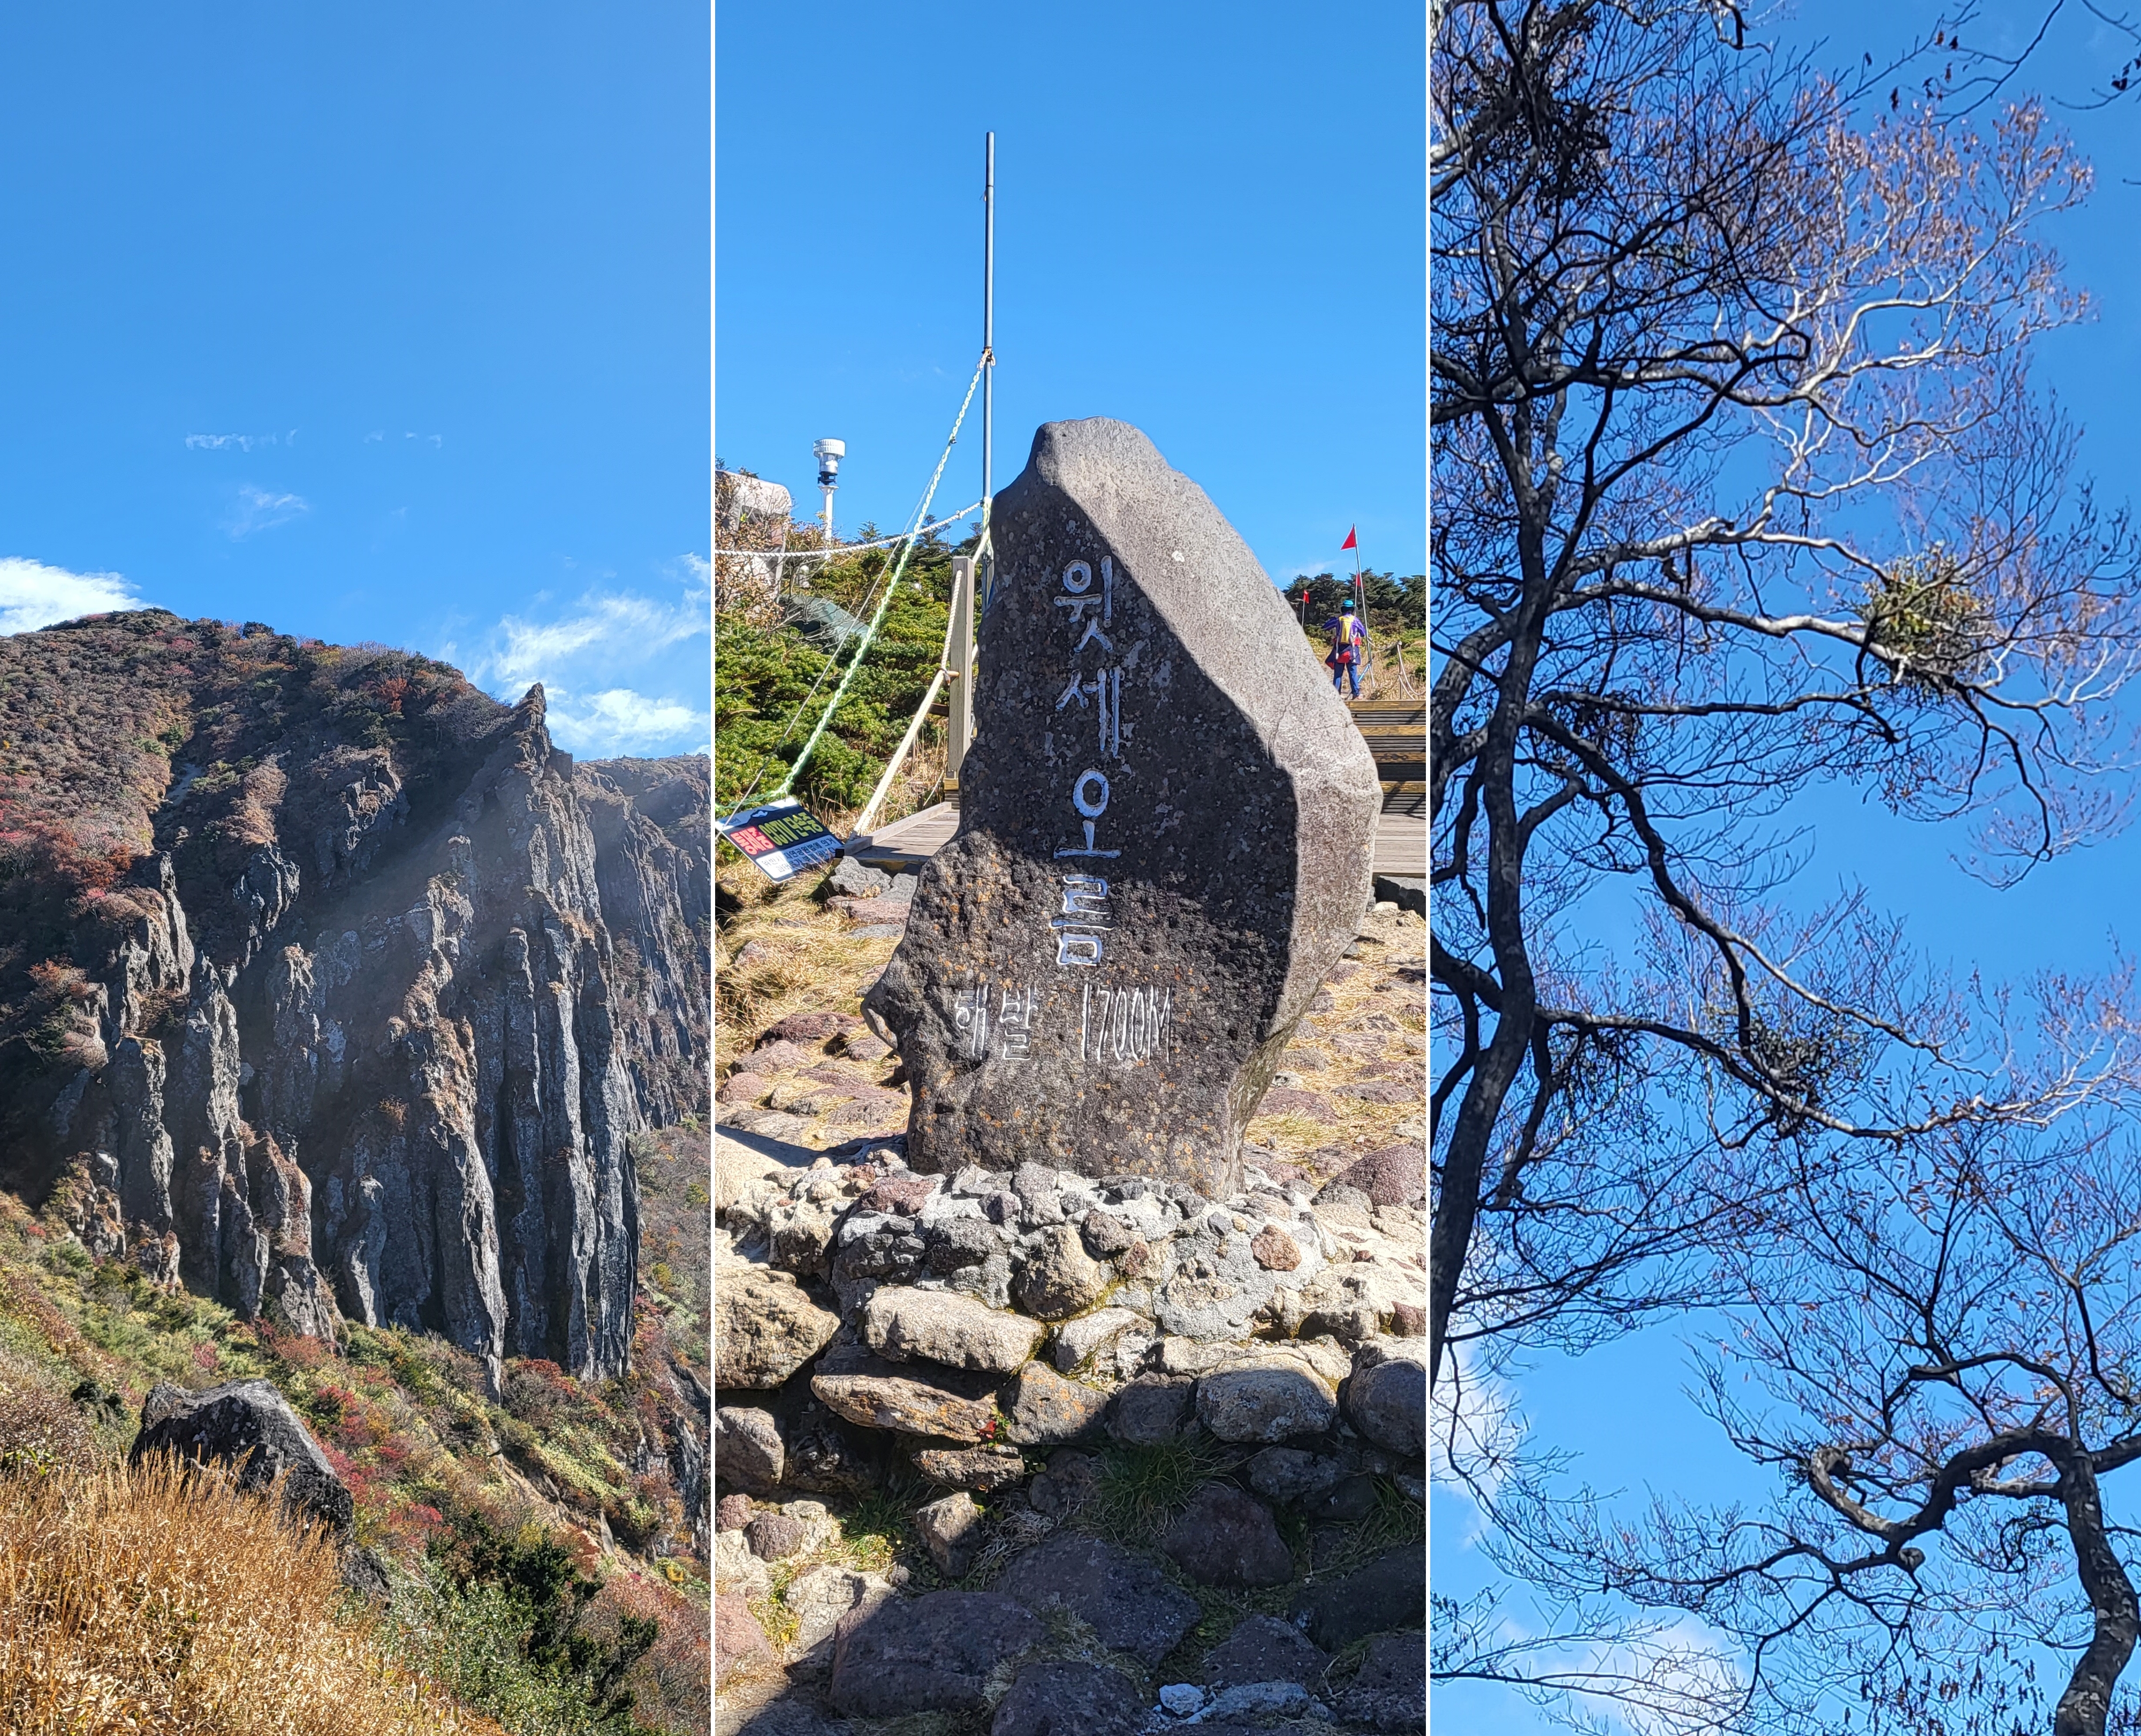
left=1353, top=534, right=1369, bottom=696
left=982, top=132, right=995, bottom=602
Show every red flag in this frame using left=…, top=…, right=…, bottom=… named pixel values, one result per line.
left=1340, top=526, right=1357, bottom=551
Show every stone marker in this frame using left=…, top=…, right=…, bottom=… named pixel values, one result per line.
left=867, top=418, right=1380, bottom=1196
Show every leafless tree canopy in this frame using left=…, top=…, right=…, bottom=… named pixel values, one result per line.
left=1493, top=1117, right=2141, bottom=1735
left=1431, top=0, right=2141, bottom=1384
left=1431, top=3, right=2141, bottom=1729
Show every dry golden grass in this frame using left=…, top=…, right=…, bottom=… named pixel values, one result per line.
left=1243, top=905, right=1426, bottom=1181
left=714, top=862, right=903, bottom=1070
left=713, top=864, right=1428, bottom=1186
left=0, top=1457, right=506, bottom=1736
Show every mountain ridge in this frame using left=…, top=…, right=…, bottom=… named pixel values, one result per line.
left=0, top=609, right=708, bottom=1390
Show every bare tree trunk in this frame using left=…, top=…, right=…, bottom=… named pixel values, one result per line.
left=2057, top=1451, right=2140, bottom=1736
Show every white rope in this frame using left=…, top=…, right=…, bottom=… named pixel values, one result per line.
left=712, top=502, right=983, bottom=560
left=852, top=664, right=949, bottom=838
left=720, top=351, right=989, bottom=816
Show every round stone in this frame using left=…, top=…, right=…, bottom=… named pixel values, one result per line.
left=1195, top=1363, right=1337, bottom=1443
left=1159, top=1482, right=1294, bottom=1587
left=1346, top=1344, right=1426, bottom=1458
left=1014, top=1223, right=1111, bottom=1320
left=745, top=1512, right=811, bottom=1560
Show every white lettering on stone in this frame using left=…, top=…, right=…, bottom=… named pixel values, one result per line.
left=1058, top=874, right=1111, bottom=920
left=996, top=985, right=1035, bottom=1059
left=1054, top=820, right=1120, bottom=860
left=955, top=983, right=1037, bottom=1058
left=1056, top=671, right=1123, bottom=759
left=953, top=987, right=989, bottom=1060
left=1078, top=984, right=1173, bottom=1063
left=1058, top=931, right=1105, bottom=967
left=1052, top=874, right=1113, bottom=968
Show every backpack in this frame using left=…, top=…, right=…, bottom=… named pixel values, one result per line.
left=1327, top=614, right=1362, bottom=664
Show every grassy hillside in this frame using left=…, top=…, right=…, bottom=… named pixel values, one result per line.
left=0, top=1128, right=711, bottom=1736
left=0, top=1454, right=509, bottom=1736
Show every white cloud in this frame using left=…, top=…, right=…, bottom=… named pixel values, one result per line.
left=544, top=686, right=711, bottom=757
left=0, top=557, right=142, bottom=635
left=449, top=558, right=710, bottom=759
left=1576, top=1617, right=1748, bottom=1736
left=462, top=576, right=708, bottom=693
left=229, top=486, right=310, bottom=540
left=186, top=431, right=291, bottom=451
left=1433, top=1345, right=1524, bottom=1529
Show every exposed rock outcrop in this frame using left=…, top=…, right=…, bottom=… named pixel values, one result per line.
left=0, top=614, right=709, bottom=1391
left=132, top=1377, right=354, bottom=1538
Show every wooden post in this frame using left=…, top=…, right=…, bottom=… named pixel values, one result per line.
left=852, top=665, right=948, bottom=839
left=947, top=554, right=975, bottom=792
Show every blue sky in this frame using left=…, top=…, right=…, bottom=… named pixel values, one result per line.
left=1433, top=4, right=2141, bottom=1729
left=715, top=1, right=1425, bottom=592
left=0, top=3, right=709, bottom=759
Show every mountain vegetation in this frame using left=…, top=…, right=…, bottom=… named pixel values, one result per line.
left=713, top=511, right=1424, bottom=838
left=0, top=610, right=712, bottom=1733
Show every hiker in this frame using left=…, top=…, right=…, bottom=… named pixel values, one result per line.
left=1323, top=596, right=1366, bottom=699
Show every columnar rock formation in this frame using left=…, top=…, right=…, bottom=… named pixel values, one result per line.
left=0, top=613, right=708, bottom=1390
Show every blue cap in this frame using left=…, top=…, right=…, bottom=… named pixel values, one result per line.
left=1341, top=598, right=1355, bottom=610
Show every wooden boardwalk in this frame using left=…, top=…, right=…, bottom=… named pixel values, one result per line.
left=848, top=698, right=1425, bottom=880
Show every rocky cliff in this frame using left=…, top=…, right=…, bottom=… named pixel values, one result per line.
left=0, top=611, right=708, bottom=1390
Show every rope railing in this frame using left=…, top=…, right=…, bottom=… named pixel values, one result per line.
left=711, top=502, right=982, bottom=560
left=718, top=351, right=991, bottom=818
